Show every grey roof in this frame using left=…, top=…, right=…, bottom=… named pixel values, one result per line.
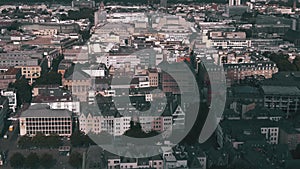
left=20, top=104, right=72, bottom=118
left=261, top=86, right=300, bottom=95
left=65, top=70, right=90, bottom=80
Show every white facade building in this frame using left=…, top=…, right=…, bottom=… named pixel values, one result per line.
left=261, top=127, right=279, bottom=144
left=0, top=89, right=17, bottom=112
left=79, top=110, right=131, bottom=136
left=19, top=104, right=73, bottom=137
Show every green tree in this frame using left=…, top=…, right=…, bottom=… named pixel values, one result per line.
left=124, top=121, right=159, bottom=138
left=10, top=152, right=25, bottom=169
left=293, top=56, right=300, bottom=71
left=267, top=52, right=297, bottom=71
left=12, top=77, right=32, bottom=106
left=68, top=151, right=82, bottom=169
left=40, top=153, right=56, bottom=169
left=18, top=136, right=32, bottom=149
left=1, top=9, right=8, bottom=14
left=70, top=131, right=95, bottom=147
left=25, top=152, right=40, bottom=169
left=51, top=54, right=64, bottom=72
left=7, top=21, right=22, bottom=31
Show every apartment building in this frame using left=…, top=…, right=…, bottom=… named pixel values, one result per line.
left=224, top=61, right=278, bottom=84
left=135, top=68, right=159, bottom=87
left=19, top=104, right=73, bottom=137
left=63, top=47, right=89, bottom=64
left=0, top=52, right=39, bottom=67
left=139, top=116, right=172, bottom=133
left=160, top=62, right=197, bottom=95
left=79, top=114, right=130, bottom=136
left=206, top=31, right=251, bottom=49
left=0, top=68, right=21, bottom=90
left=32, top=29, right=58, bottom=37
left=79, top=106, right=131, bottom=136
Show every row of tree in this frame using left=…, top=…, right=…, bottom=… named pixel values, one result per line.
left=263, top=52, right=300, bottom=71
left=18, top=133, right=62, bottom=149
left=10, top=152, right=55, bottom=169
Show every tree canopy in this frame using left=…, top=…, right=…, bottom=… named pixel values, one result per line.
left=40, top=153, right=56, bottom=169
left=10, top=152, right=25, bottom=169
left=68, top=151, right=82, bottom=169
left=24, top=152, right=40, bottom=169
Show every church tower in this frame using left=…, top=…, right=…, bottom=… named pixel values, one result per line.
left=94, top=1, right=107, bottom=27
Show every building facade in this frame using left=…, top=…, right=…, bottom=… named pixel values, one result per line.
left=19, top=104, right=73, bottom=137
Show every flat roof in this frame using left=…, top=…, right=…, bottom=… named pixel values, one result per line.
left=20, top=104, right=72, bottom=118
left=261, top=86, right=300, bottom=95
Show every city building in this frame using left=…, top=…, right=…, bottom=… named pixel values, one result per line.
left=218, top=119, right=280, bottom=148
left=0, top=89, right=17, bottom=112
left=160, top=0, right=167, bottom=8
left=19, top=104, right=73, bottom=137
left=261, top=85, right=300, bottom=117
left=0, top=52, right=39, bottom=67
left=31, top=94, right=80, bottom=115
left=224, top=61, right=278, bottom=84
left=72, top=0, right=95, bottom=9
left=229, top=0, right=241, bottom=6
left=78, top=105, right=131, bottom=136
left=32, top=29, right=58, bottom=37
left=206, top=31, right=251, bottom=49
left=94, top=1, right=106, bottom=26
left=0, top=97, right=9, bottom=134
left=0, top=67, right=21, bottom=90
left=280, top=124, right=300, bottom=150
left=63, top=70, right=92, bottom=102
left=15, top=65, right=41, bottom=85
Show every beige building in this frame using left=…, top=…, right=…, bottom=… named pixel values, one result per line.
left=32, top=29, right=58, bottom=37
left=16, top=65, right=41, bottom=84
left=147, top=68, right=159, bottom=87
left=63, top=70, right=91, bottom=102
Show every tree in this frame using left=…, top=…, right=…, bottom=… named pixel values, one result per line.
left=19, top=133, right=62, bottom=149
left=25, top=152, right=40, bottom=169
left=40, top=153, right=56, bottom=169
left=51, top=54, right=64, bottom=72
left=7, top=21, right=22, bottom=31
left=68, top=151, right=82, bottom=169
left=124, top=121, right=159, bottom=139
left=293, top=56, right=300, bottom=71
left=266, top=52, right=298, bottom=71
left=70, top=131, right=95, bottom=147
left=1, top=9, right=8, bottom=14
left=18, top=136, right=32, bottom=149
left=34, top=71, right=62, bottom=86
left=10, top=152, right=25, bottom=169
left=11, top=77, right=32, bottom=106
